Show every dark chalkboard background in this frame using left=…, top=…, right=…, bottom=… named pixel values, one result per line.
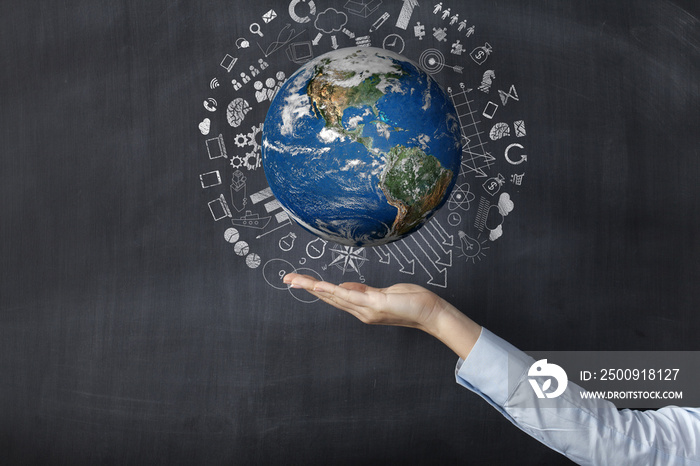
left=1, top=1, right=699, bottom=464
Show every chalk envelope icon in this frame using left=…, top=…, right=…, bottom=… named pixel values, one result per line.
left=261, top=47, right=462, bottom=247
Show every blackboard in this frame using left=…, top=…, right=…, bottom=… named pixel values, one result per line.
left=1, top=0, right=698, bottom=464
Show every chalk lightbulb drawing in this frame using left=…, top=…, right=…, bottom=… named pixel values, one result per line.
left=458, top=231, right=488, bottom=263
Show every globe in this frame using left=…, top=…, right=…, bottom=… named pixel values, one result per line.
left=262, top=47, right=462, bottom=247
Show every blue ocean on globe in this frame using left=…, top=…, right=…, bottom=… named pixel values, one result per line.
left=262, top=47, right=462, bottom=247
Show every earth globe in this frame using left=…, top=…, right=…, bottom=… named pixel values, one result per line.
left=262, top=47, right=462, bottom=247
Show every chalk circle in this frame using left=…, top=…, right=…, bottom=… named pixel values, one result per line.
left=262, top=258, right=297, bottom=290
left=246, top=253, right=261, bottom=269
left=234, top=241, right=249, bottom=256
left=419, top=49, right=445, bottom=75
left=382, top=34, right=405, bottom=54
left=288, top=267, right=322, bottom=303
left=447, top=212, right=462, bottom=227
left=224, top=227, right=240, bottom=243
left=289, top=0, right=316, bottom=24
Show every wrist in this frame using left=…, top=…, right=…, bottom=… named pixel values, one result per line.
left=424, top=301, right=482, bottom=360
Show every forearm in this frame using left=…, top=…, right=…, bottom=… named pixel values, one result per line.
left=421, top=301, right=482, bottom=360
left=456, top=328, right=700, bottom=465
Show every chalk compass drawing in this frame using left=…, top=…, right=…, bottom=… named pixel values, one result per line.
left=328, top=245, right=369, bottom=280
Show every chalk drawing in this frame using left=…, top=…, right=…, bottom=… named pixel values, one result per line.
left=249, top=23, right=264, bottom=38
left=448, top=84, right=495, bottom=177
left=370, top=12, right=390, bottom=32
left=395, top=0, right=418, bottom=30
left=289, top=0, right=317, bottom=23
left=504, top=143, right=527, bottom=165
left=458, top=231, right=488, bottom=263
left=382, top=34, right=405, bottom=54
left=200, top=170, right=222, bottom=189
left=499, top=84, right=519, bottom=105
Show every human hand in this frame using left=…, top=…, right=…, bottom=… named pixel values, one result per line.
left=283, top=273, right=448, bottom=333
left=283, top=273, right=482, bottom=359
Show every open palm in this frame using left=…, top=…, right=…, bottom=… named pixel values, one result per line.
left=284, top=273, right=446, bottom=331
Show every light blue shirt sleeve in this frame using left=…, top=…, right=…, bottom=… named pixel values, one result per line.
left=455, top=327, right=700, bottom=465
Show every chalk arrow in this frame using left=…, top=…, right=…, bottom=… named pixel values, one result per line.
left=342, top=27, right=355, bottom=39
left=408, top=235, right=448, bottom=288
left=312, top=32, right=323, bottom=46
left=417, top=230, right=452, bottom=267
left=429, top=219, right=454, bottom=247
left=331, top=35, right=338, bottom=49
left=505, top=143, right=528, bottom=165
left=374, top=245, right=391, bottom=264
left=396, top=0, right=419, bottom=30
left=420, top=229, right=453, bottom=266
left=390, top=242, right=415, bottom=275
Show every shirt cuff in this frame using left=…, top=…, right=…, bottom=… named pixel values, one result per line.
left=455, top=327, right=535, bottom=409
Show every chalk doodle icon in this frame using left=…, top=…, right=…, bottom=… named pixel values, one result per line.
left=343, top=0, right=382, bottom=18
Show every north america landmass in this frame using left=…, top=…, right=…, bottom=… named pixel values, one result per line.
left=305, top=51, right=454, bottom=238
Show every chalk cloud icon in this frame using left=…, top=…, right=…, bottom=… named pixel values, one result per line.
left=198, top=118, right=211, bottom=135
left=314, top=8, right=347, bottom=34
left=497, top=192, right=514, bottom=216
left=484, top=193, right=514, bottom=241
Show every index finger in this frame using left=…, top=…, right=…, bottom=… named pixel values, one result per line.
left=283, top=272, right=319, bottom=289
left=309, top=280, right=375, bottom=308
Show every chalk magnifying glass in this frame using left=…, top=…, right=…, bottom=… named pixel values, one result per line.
left=249, top=23, right=263, bottom=37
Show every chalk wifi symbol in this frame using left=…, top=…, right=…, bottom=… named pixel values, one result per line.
left=210, top=78, right=220, bottom=89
